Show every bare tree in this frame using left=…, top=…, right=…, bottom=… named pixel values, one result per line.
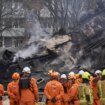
left=0, top=0, right=25, bottom=36
left=44, top=0, right=97, bottom=33
left=0, top=0, right=26, bottom=47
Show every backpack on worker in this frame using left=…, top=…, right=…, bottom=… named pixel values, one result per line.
left=19, top=76, right=31, bottom=89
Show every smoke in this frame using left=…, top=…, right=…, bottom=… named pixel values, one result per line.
left=27, top=21, right=48, bottom=44
left=50, top=42, right=77, bottom=71
left=80, top=58, right=93, bottom=69
left=13, top=8, right=53, bottom=61
left=12, top=0, right=105, bottom=71
left=13, top=44, right=39, bottom=62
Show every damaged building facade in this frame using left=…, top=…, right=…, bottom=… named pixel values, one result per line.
left=0, top=0, right=26, bottom=51
left=0, top=0, right=53, bottom=52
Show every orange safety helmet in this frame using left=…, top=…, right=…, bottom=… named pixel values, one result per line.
left=12, top=72, right=20, bottom=80
left=51, top=71, right=60, bottom=78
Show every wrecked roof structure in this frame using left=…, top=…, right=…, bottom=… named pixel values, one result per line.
left=0, top=34, right=72, bottom=90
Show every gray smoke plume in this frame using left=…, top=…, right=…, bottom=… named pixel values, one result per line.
left=13, top=0, right=105, bottom=71
left=13, top=9, right=53, bottom=61
left=13, top=44, right=39, bottom=62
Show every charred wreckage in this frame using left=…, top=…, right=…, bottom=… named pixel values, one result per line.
left=0, top=34, right=71, bottom=90
left=1, top=30, right=105, bottom=90
left=0, top=19, right=105, bottom=89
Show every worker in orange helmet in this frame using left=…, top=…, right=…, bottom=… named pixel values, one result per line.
left=19, top=67, right=39, bottom=105
left=68, top=75, right=80, bottom=105
left=44, top=71, right=64, bottom=105
left=7, top=72, right=20, bottom=105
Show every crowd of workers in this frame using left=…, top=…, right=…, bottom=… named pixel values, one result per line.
left=0, top=66, right=105, bottom=105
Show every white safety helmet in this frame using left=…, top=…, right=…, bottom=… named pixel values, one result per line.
left=78, top=70, right=84, bottom=75
left=22, top=67, right=31, bottom=74
left=95, top=70, right=101, bottom=75
left=69, top=71, right=75, bottom=76
left=60, top=74, right=67, bottom=79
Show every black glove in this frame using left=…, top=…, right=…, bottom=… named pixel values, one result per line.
left=68, top=100, right=74, bottom=104
left=64, top=87, right=67, bottom=93
left=51, top=97, right=56, bottom=103
left=14, top=101, right=17, bottom=104
left=46, top=98, right=48, bottom=104
left=86, top=94, right=90, bottom=102
left=97, top=93, right=100, bottom=98
left=0, top=96, right=2, bottom=100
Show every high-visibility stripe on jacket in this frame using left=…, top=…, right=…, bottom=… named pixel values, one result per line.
left=98, top=80, right=105, bottom=98
left=78, top=83, right=93, bottom=104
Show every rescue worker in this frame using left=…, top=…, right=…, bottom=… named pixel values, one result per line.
left=97, top=69, right=105, bottom=105
left=78, top=72, right=93, bottom=105
left=60, top=74, right=69, bottom=105
left=68, top=72, right=75, bottom=77
left=60, top=74, right=67, bottom=85
left=44, top=71, right=64, bottom=105
left=0, top=83, right=4, bottom=105
left=68, top=75, right=80, bottom=105
left=91, top=70, right=101, bottom=105
left=75, top=70, right=84, bottom=85
left=78, top=70, right=84, bottom=76
left=19, top=67, right=39, bottom=105
left=48, top=70, right=54, bottom=75
left=95, top=70, right=101, bottom=79
left=7, top=72, right=20, bottom=105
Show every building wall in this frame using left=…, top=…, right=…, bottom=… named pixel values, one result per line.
left=0, top=36, right=25, bottom=48
left=0, top=0, right=26, bottom=50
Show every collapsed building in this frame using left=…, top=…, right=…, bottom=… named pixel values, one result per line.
left=1, top=0, right=105, bottom=91
left=0, top=34, right=72, bottom=90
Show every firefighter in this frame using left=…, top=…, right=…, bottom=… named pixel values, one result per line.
left=19, top=67, right=39, bottom=105
left=75, top=70, right=84, bottom=85
left=78, top=70, right=84, bottom=76
left=44, top=71, right=64, bottom=105
left=68, top=75, right=80, bottom=105
left=95, top=70, right=101, bottom=79
left=60, top=74, right=69, bottom=105
left=0, top=83, right=4, bottom=105
left=60, top=74, right=67, bottom=85
left=78, top=72, right=93, bottom=105
left=90, top=70, right=101, bottom=105
left=68, top=72, right=75, bottom=77
left=7, top=72, right=20, bottom=105
left=97, top=69, right=105, bottom=105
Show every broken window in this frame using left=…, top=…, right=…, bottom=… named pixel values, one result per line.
left=4, top=37, right=12, bottom=47
left=0, top=41, right=2, bottom=47
left=4, top=18, right=12, bottom=28
left=13, top=18, right=25, bottom=28
left=0, top=37, right=3, bottom=47
left=14, top=37, right=24, bottom=47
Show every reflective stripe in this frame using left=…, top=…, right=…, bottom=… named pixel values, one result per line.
left=80, top=100, right=87, bottom=103
left=79, top=84, right=93, bottom=104
left=99, top=81, right=102, bottom=98
left=88, top=88, right=93, bottom=104
left=78, top=85, right=86, bottom=100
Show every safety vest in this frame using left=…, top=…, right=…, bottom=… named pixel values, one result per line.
left=98, top=80, right=105, bottom=98
left=78, top=83, right=93, bottom=104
